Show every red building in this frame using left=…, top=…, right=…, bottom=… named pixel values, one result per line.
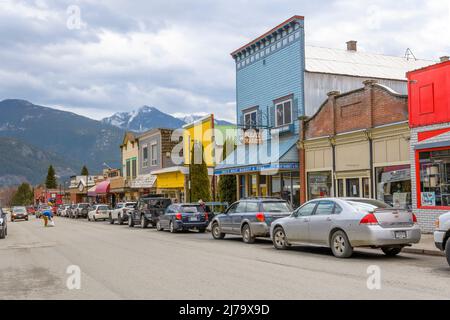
left=34, top=187, right=64, bottom=205
left=407, top=58, right=450, bottom=232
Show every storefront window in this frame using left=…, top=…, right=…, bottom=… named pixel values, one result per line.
left=375, top=165, right=411, bottom=209
left=250, top=174, right=257, bottom=196
left=271, top=175, right=281, bottom=198
left=307, top=171, right=332, bottom=200
left=346, top=178, right=360, bottom=197
left=239, top=175, right=246, bottom=199
left=260, top=175, right=267, bottom=197
left=337, top=179, right=344, bottom=197
left=418, top=148, right=450, bottom=208
left=362, top=178, right=370, bottom=199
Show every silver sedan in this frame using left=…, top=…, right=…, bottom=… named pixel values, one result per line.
left=270, top=198, right=421, bottom=258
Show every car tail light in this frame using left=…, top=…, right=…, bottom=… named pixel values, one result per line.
left=412, top=214, right=418, bottom=224
left=204, top=213, right=209, bottom=221
left=360, top=213, right=378, bottom=225
left=176, top=213, right=182, bottom=220
left=256, top=212, right=265, bottom=222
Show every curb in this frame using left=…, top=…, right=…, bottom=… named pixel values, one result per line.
left=403, top=247, right=445, bottom=257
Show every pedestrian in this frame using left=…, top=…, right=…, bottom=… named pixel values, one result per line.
left=42, top=203, right=53, bottom=227
left=198, top=199, right=211, bottom=213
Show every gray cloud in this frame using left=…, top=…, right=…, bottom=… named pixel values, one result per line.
left=0, top=0, right=449, bottom=122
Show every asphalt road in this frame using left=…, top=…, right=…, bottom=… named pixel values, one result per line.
left=0, top=215, right=449, bottom=300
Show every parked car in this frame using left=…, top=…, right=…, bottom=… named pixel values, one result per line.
left=109, top=202, right=136, bottom=225
left=210, top=198, right=292, bottom=243
left=0, top=208, right=7, bottom=239
left=156, top=203, right=210, bottom=233
left=434, top=212, right=450, bottom=266
left=59, top=205, right=71, bottom=217
left=87, top=205, right=110, bottom=221
left=11, top=206, right=28, bottom=222
left=128, top=195, right=172, bottom=228
left=56, top=205, right=64, bottom=216
left=270, top=198, right=421, bottom=258
left=71, top=203, right=91, bottom=219
left=26, top=206, right=36, bottom=215
left=67, top=204, right=77, bottom=218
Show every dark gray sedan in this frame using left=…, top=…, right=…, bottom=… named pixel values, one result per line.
left=156, top=204, right=209, bottom=233
left=210, top=198, right=292, bottom=243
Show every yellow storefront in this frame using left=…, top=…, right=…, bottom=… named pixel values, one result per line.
left=152, top=166, right=188, bottom=203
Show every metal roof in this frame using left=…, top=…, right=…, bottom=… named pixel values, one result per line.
left=305, top=46, right=436, bottom=81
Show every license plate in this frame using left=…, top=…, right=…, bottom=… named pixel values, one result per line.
left=395, top=231, right=407, bottom=239
left=189, top=216, right=199, bottom=222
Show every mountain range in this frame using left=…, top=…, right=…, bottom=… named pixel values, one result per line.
left=0, top=99, right=233, bottom=186
left=102, top=107, right=232, bottom=132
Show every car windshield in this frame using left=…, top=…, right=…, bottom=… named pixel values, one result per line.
left=261, top=202, right=292, bottom=212
left=125, top=203, right=136, bottom=207
left=180, top=206, right=202, bottom=213
left=13, top=207, right=26, bottom=213
left=79, top=204, right=89, bottom=208
left=98, top=206, right=109, bottom=210
left=346, top=199, right=392, bottom=210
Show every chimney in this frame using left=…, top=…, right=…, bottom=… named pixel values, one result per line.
left=346, top=40, right=357, bottom=51
left=440, top=56, right=449, bottom=62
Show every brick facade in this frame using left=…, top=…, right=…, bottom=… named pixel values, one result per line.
left=304, top=81, right=408, bottom=140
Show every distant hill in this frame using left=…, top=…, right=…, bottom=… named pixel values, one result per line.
left=0, top=99, right=124, bottom=183
left=0, top=137, right=77, bottom=186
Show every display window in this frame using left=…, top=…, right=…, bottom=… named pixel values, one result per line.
left=416, top=147, right=450, bottom=209
left=375, top=165, right=411, bottom=209
left=307, top=171, right=332, bottom=200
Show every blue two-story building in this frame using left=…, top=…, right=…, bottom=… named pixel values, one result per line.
left=215, top=16, right=305, bottom=207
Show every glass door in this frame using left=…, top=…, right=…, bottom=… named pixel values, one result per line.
left=346, top=178, right=360, bottom=197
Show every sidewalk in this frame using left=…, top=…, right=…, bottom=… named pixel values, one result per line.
left=403, top=234, right=444, bottom=256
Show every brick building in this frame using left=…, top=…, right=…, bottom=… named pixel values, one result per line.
left=407, top=58, right=450, bottom=232
left=299, top=80, right=411, bottom=209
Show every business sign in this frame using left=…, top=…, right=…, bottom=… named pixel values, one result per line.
left=215, top=163, right=299, bottom=175
left=130, top=174, right=157, bottom=189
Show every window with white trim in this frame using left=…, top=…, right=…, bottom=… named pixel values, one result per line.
left=275, top=100, right=292, bottom=127
left=151, top=143, right=158, bottom=166
left=142, top=145, right=149, bottom=168
left=244, top=110, right=257, bottom=129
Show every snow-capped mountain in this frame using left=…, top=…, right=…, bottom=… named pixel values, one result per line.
left=102, top=106, right=185, bottom=132
left=103, top=107, right=233, bottom=132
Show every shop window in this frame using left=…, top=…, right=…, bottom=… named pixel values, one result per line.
left=362, top=178, right=370, bottom=199
left=239, top=175, right=246, bottom=199
left=418, top=148, right=450, bottom=208
left=337, top=179, right=344, bottom=197
left=142, top=145, right=148, bottom=168
left=151, top=143, right=157, bottom=166
left=375, top=166, right=411, bottom=209
left=308, top=171, right=332, bottom=200
left=260, top=175, right=267, bottom=197
left=250, top=174, right=257, bottom=196
left=346, top=178, right=360, bottom=197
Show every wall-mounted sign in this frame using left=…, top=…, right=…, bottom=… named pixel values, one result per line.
left=421, top=192, right=436, bottom=207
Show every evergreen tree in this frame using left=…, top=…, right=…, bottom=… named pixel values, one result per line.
left=81, top=165, right=89, bottom=176
left=11, top=183, right=34, bottom=206
left=218, top=138, right=237, bottom=204
left=189, top=142, right=211, bottom=202
left=45, top=165, right=57, bottom=189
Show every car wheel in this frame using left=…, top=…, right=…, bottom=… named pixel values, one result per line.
left=156, top=221, right=164, bottom=231
left=11, top=219, right=14, bottom=222
left=128, top=215, right=134, bottom=228
left=109, top=214, right=114, bottom=224
left=242, top=224, right=255, bottom=244
left=330, top=230, right=353, bottom=258
left=211, top=222, right=225, bottom=239
left=445, top=238, right=450, bottom=266
left=169, top=221, right=177, bottom=233
left=117, top=214, right=123, bottom=225
left=273, top=227, right=288, bottom=250
left=141, top=215, right=148, bottom=229
left=381, top=247, right=403, bottom=257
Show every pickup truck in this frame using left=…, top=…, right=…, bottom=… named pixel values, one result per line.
left=109, top=202, right=136, bottom=225
left=434, top=212, right=450, bottom=266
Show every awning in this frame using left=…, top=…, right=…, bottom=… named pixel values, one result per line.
left=96, top=180, right=110, bottom=195
left=215, top=135, right=299, bottom=175
left=87, top=186, right=97, bottom=197
left=130, top=174, right=157, bottom=189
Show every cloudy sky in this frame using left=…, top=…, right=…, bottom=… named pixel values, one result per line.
left=1, top=0, right=449, bottom=122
